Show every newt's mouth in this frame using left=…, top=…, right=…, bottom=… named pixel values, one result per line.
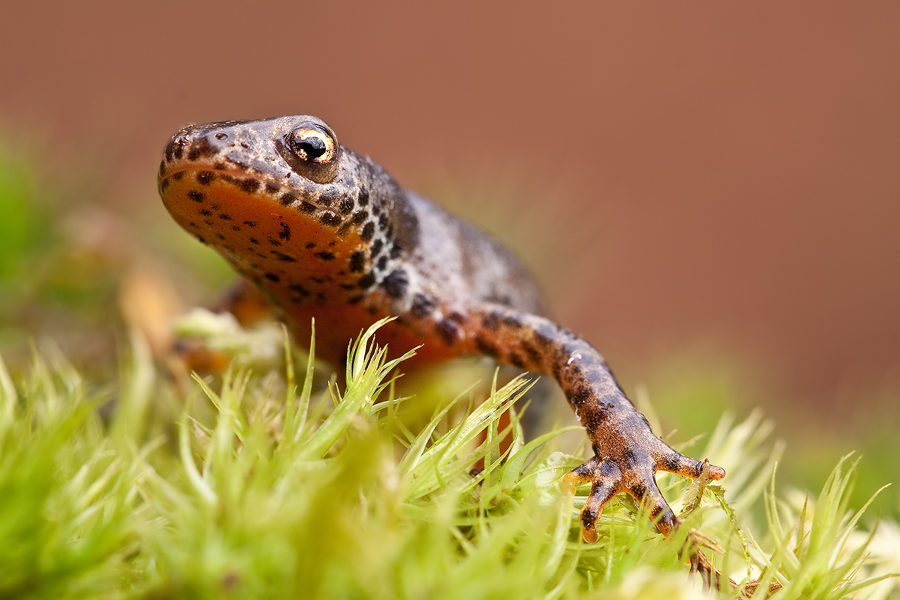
left=157, top=160, right=281, bottom=208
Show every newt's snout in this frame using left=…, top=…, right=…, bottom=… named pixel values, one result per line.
left=161, top=125, right=223, bottom=171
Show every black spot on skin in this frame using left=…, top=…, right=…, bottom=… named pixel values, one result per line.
left=569, top=385, right=591, bottom=408
left=237, top=178, right=260, bottom=194
left=218, top=213, right=232, bottom=221
left=508, top=352, right=527, bottom=369
left=215, top=233, right=226, bottom=241
left=199, top=209, right=212, bottom=216
left=272, top=251, right=297, bottom=262
left=357, top=272, right=377, bottom=289
left=159, top=178, right=170, bottom=192
left=187, top=137, right=217, bottom=161
left=232, top=225, right=241, bottom=231
left=502, top=314, right=524, bottom=329
left=164, top=138, right=177, bottom=162
left=349, top=251, right=366, bottom=273
left=449, top=311, right=467, bottom=324
left=211, top=203, right=221, bottom=210
left=280, top=192, right=296, bottom=206
left=360, top=222, right=375, bottom=242
left=320, top=212, right=342, bottom=227
left=279, top=223, right=291, bottom=240
left=249, top=237, right=259, bottom=245
left=243, top=220, right=257, bottom=227
left=339, top=282, right=357, bottom=290
left=204, top=219, right=215, bottom=226
left=305, top=242, right=316, bottom=249
left=196, top=235, right=207, bottom=244
left=214, top=162, right=226, bottom=170
left=482, top=312, right=501, bottom=331
left=378, top=213, right=389, bottom=228
left=188, top=221, right=197, bottom=228
left=382, top=269, right=408, bottom=298
left=411, top=293, right=437, bottom=318
left=171, top=171, right=184, bottom=180
left=267, top=238, right=283, bottom=247
left=265, top=182, right=280, bottom=195
left=310, top=276, right=325, bottom=284
left=336, top=222, right=352, bottom=236
left=339, top=197, right=354, bottom=214
left=348, top=294, right=365, bottom=304
left=629, top=481, right=649, bottom=501
left=319, top=188, right=339, bottom=207
left=376, top=256, right=388, bottom=271
left=265, top=273, right=280, bottom=282
left=475, top=337, right=500, bottom=358
left=357, top=186, right=369, bottom=205
left=521, top=341, right=542, bottom=366
left=288, top=283, right=309, bottom=296
left=315, top=251, right=336, bottom=261
left=661, top=453, right=684, bottom=473
left=299, top=202, right=316, bottom=214
left=581, top=506, right=598, bottom=530
left=370, top=238, right=383, bottom=256
left=436, top=318, right=460, bottom=346
left=197, top=171, right=215, bottom=185
left=351, top=210, right=368, bottom=225
left=551, top=362, right=561, bottom=380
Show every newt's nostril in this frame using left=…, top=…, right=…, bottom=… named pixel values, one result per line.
left=164, top=131, right=191, bottom=162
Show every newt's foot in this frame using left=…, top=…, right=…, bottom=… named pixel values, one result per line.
left=563, top=435, right=725, bottom=543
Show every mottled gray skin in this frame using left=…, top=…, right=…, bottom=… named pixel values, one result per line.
left=158, top=115, right=726, bottom=542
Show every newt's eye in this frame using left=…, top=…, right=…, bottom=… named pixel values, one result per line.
left=282, top=123, right=340, bottom=184
left=288, top=126, right=336, bottom=164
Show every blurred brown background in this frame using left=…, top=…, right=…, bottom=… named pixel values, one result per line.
left=2, top=2, right=898, bottom=439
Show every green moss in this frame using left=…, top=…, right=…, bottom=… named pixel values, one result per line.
left=0, top=322, right=896, bottom=599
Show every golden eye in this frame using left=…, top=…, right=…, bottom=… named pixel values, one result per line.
left=288, top=126, right=336, bottom=163
left=281, top=122, right=340, bottom=183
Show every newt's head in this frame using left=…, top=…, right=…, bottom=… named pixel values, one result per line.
left=158, top=116, right=414, bottom=306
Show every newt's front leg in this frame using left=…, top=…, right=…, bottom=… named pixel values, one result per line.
left=463, top=304, right=725, bottom=542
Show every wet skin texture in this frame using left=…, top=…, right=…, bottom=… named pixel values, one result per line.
left=158, top=115, right=725, bottom=542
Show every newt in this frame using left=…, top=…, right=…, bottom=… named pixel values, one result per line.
left=158, top=115, right=725, bottom=543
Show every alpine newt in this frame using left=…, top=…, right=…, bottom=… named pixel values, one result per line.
left=158, top=115, right=725, bottom=542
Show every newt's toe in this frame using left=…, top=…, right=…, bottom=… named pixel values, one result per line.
left=655, top=445, right=726, bottom=481
left=564, top=458, right=623, bottom=543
